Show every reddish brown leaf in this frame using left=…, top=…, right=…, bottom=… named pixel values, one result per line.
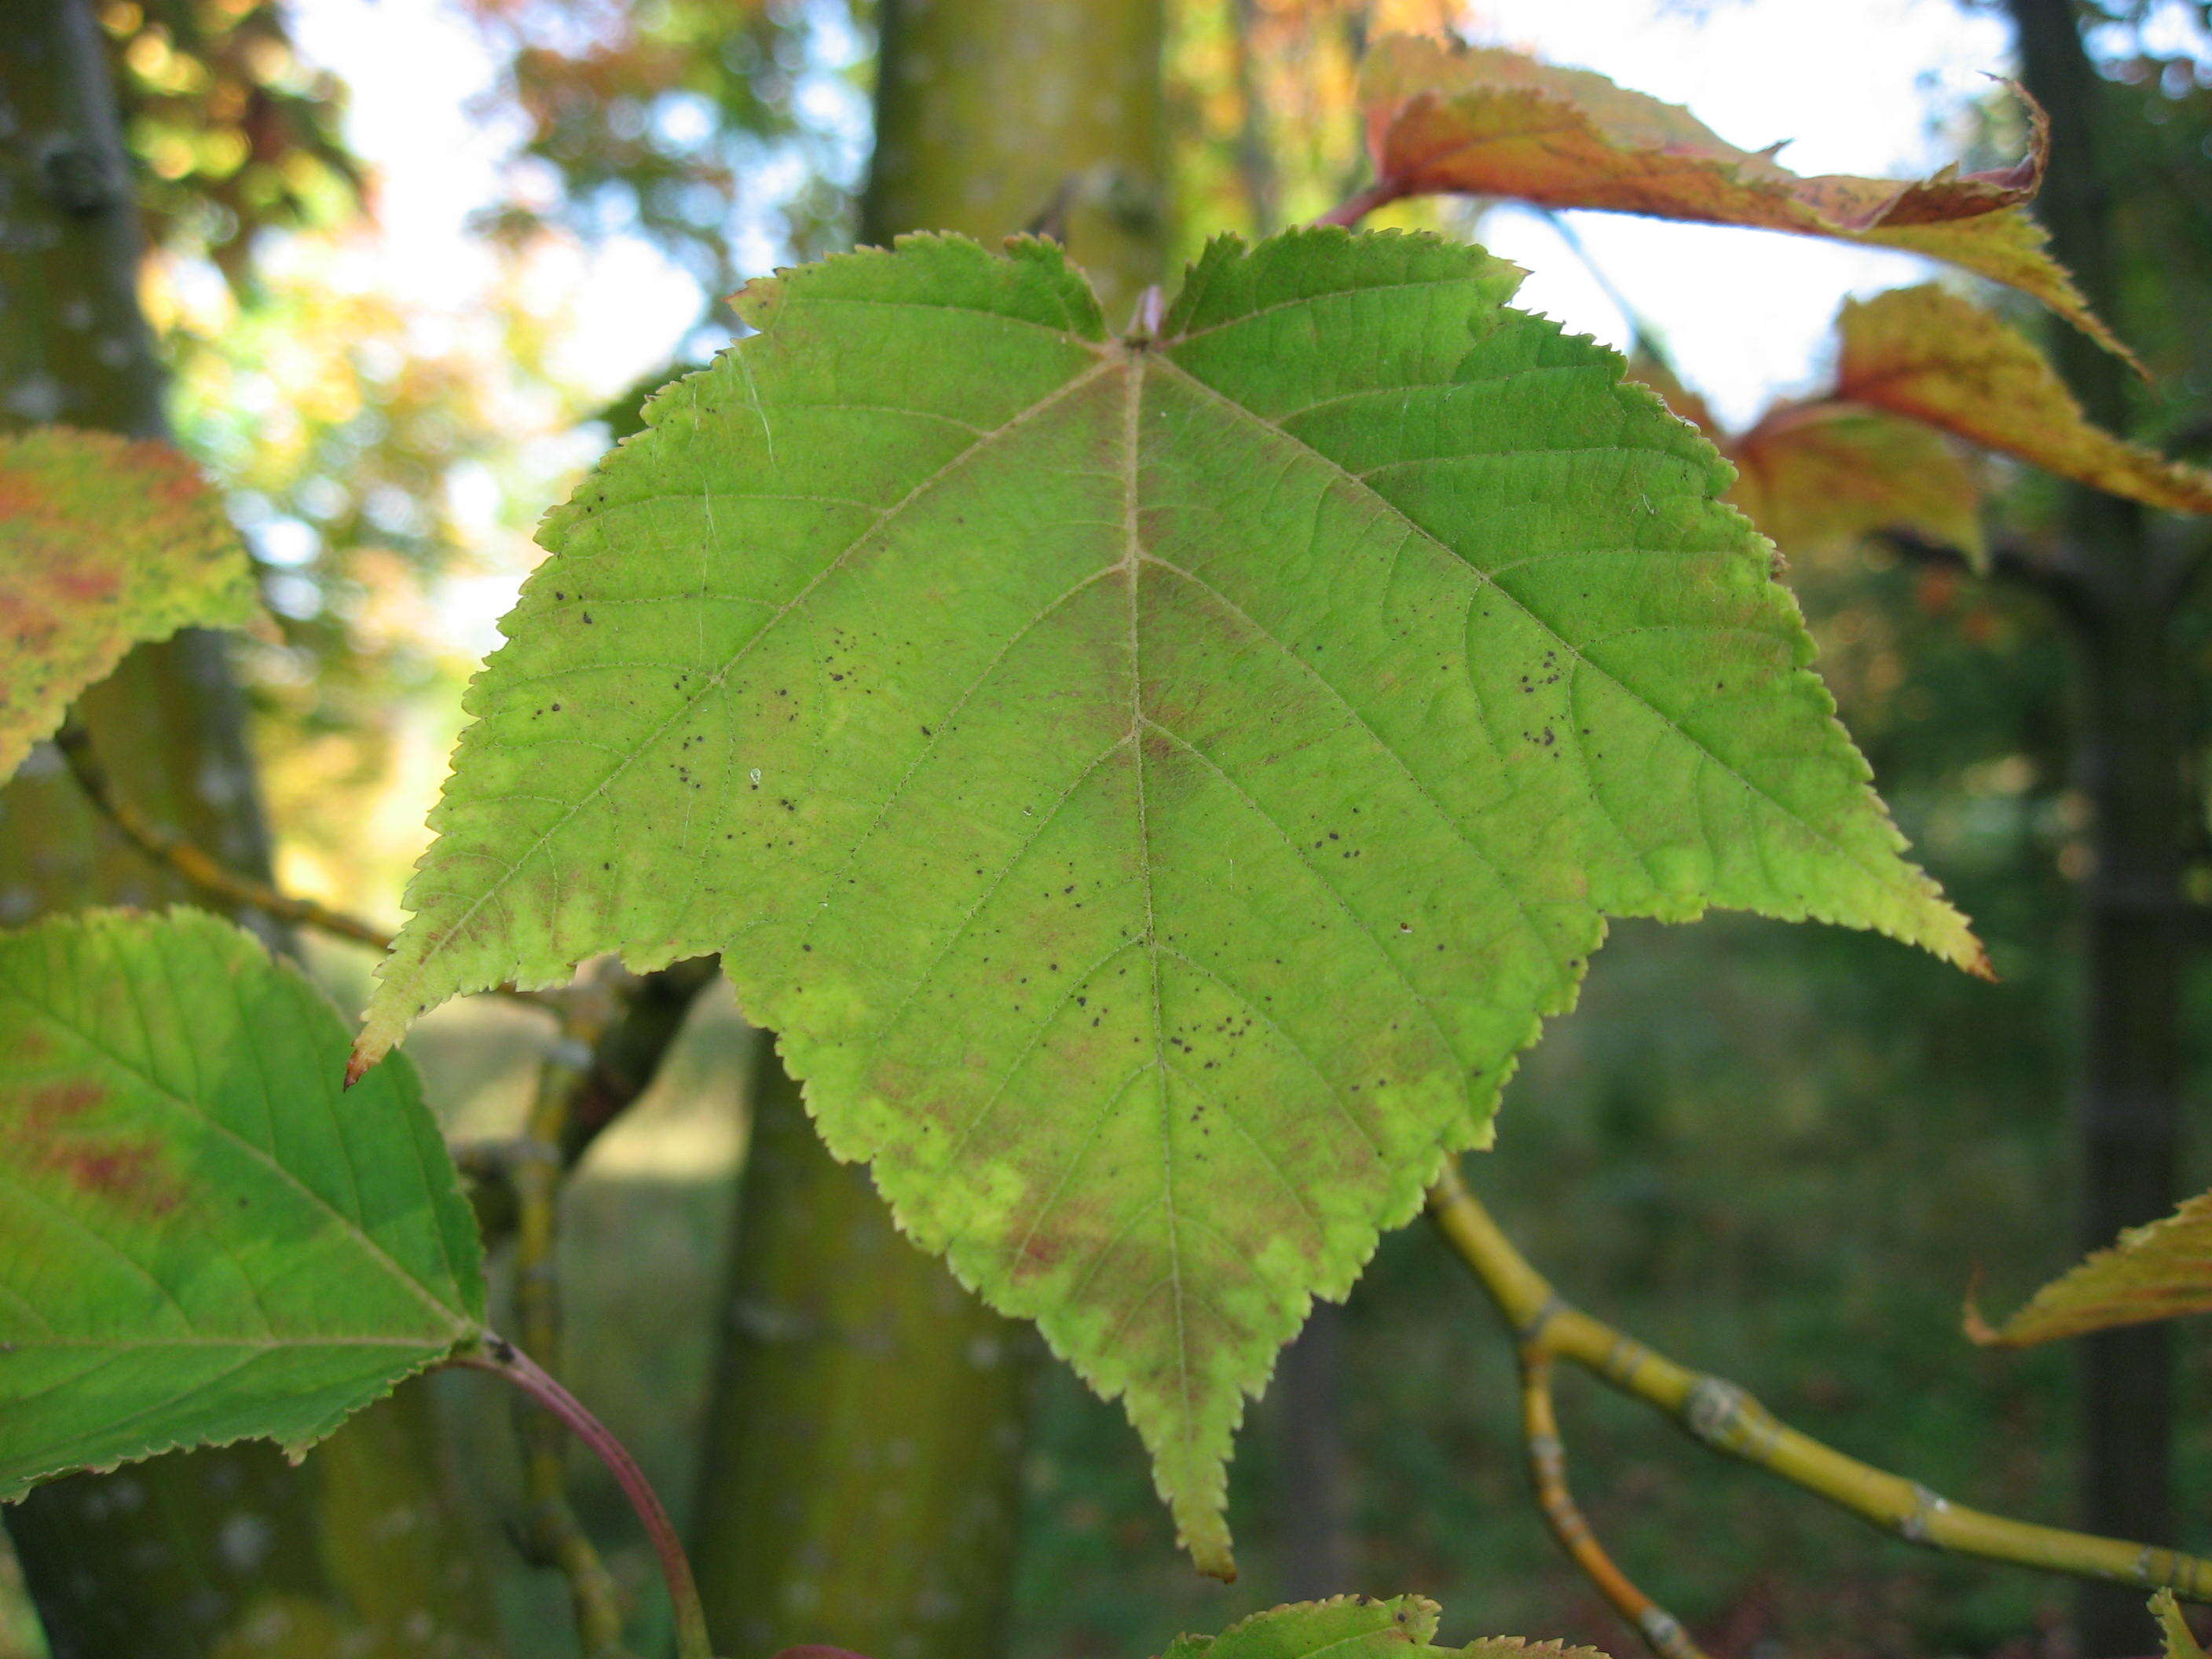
left=1358, top=35, right=2134, bottom=366
left=1623, top=359, right=1984, bottom=562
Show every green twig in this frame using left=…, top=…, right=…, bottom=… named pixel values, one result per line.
left=454, top=957, right=720, bottom=1243
left=1519, top=1351, right=1708, bottom=1659
left=53, top=716, right=560, bottom=1010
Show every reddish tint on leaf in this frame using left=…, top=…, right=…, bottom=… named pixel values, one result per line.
left=1835, top=285, right=2212, bottom=516
left=1357, top=35, right=2134, bottom=366
left=12, top=1079, right=187, bottom=1218
left=0, top=908, right=485, bottom=1503
left=0, top=427, right=263, bottom=781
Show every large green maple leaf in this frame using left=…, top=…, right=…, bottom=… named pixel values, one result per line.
left=355, top=229, right=1981, bottom=1575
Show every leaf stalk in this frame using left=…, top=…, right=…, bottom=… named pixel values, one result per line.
left=457, top=1333, right=718, bottom=1659
left=510, top=980, right=632, bottom=1656
left=54, top=717, right=562, bottom=1013
left=1314, top=181, right=1404, bottom=227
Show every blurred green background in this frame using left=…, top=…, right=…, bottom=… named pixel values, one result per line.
left=8, top=1, right=2212, bottom=1656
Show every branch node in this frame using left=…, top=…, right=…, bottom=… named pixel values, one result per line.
left=1520, top=1291, right=1567, bottom=1346
left=54, top=717, right=393, bottom=950
left=1899, top=1483, right=1950, bottom=1544
left=1427, top=1161, right=2212, bottom=1606
left=1682, top=1376, right=1782, bottom=1459
left=1638, top=1608, right=1699, bottom=1659
left=1682, top=1376, right=1744, bottom=1445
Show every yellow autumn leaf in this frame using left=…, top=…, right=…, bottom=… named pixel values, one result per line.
left=1837, top=285, right=2212, bottom=516
left=1969, top=1188, right=2212, bottom=1346
left=1728, top=403, right=1984, bottom=565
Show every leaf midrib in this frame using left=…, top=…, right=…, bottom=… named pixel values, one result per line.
left=1118, top=343, right=1197, bottom=1481
left=5, top=1335, right=453, bottom=1350
left=1148, top=349, right=1930, bottom=912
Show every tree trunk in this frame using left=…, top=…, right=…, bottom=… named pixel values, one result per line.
left=690, top=1046, right=1036, bottom=1659
left=688, top=7, right=1166, bottom=1654
left=2004, top=5, right=2183, bottom=1654
left=0, top=3, right=506, bottom=1654
left=860, top=0, right=1167, bottom=324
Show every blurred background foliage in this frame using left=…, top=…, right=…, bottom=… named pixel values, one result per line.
left=9, top=2, right=2212, bottom=1657
left=101, top=0, right=361, bottom=285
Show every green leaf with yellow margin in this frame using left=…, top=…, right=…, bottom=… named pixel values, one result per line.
left=1968, top=1188, right=2212, bottom=1347
left=355, top=229, right=1983, bottom=1576
left=1159, top=1596, right=1610, bottom=1659
left=1357, top=35, right=2135, bottom=367
left=0, top=907, right=484, bottom=1500
left=0, top=427, right=264, bottom=782
left=1836, top=285, right=2212, bottom=516
left=1160, top=1595, right=1441, bottom=1659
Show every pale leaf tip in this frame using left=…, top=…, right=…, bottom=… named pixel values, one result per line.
left=1920, top=899, right=1994, bottom=983
left=1181, top=1511, right=1238, bottom=1581
left=1961, top=1269, right=2007, bottom=1346
left=350, top=997, right=412, bottom=1087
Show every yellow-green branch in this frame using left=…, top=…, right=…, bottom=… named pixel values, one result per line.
left=511, top=976, right=630, bottom=1659
left=1520, top=1351, right=1709, bottom=1659
left=53, top=717, right=392, bottom=949
left=1429, top=1163, right=2212, bottom=1606
left=55, top=718, right=558, bottom=1012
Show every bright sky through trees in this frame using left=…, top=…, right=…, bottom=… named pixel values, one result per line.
left=280, top=0, right=2212, bottom=442
left=280, top=0, right=2163, bottom=434
left=255, top=0, right=2212, bottom=666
